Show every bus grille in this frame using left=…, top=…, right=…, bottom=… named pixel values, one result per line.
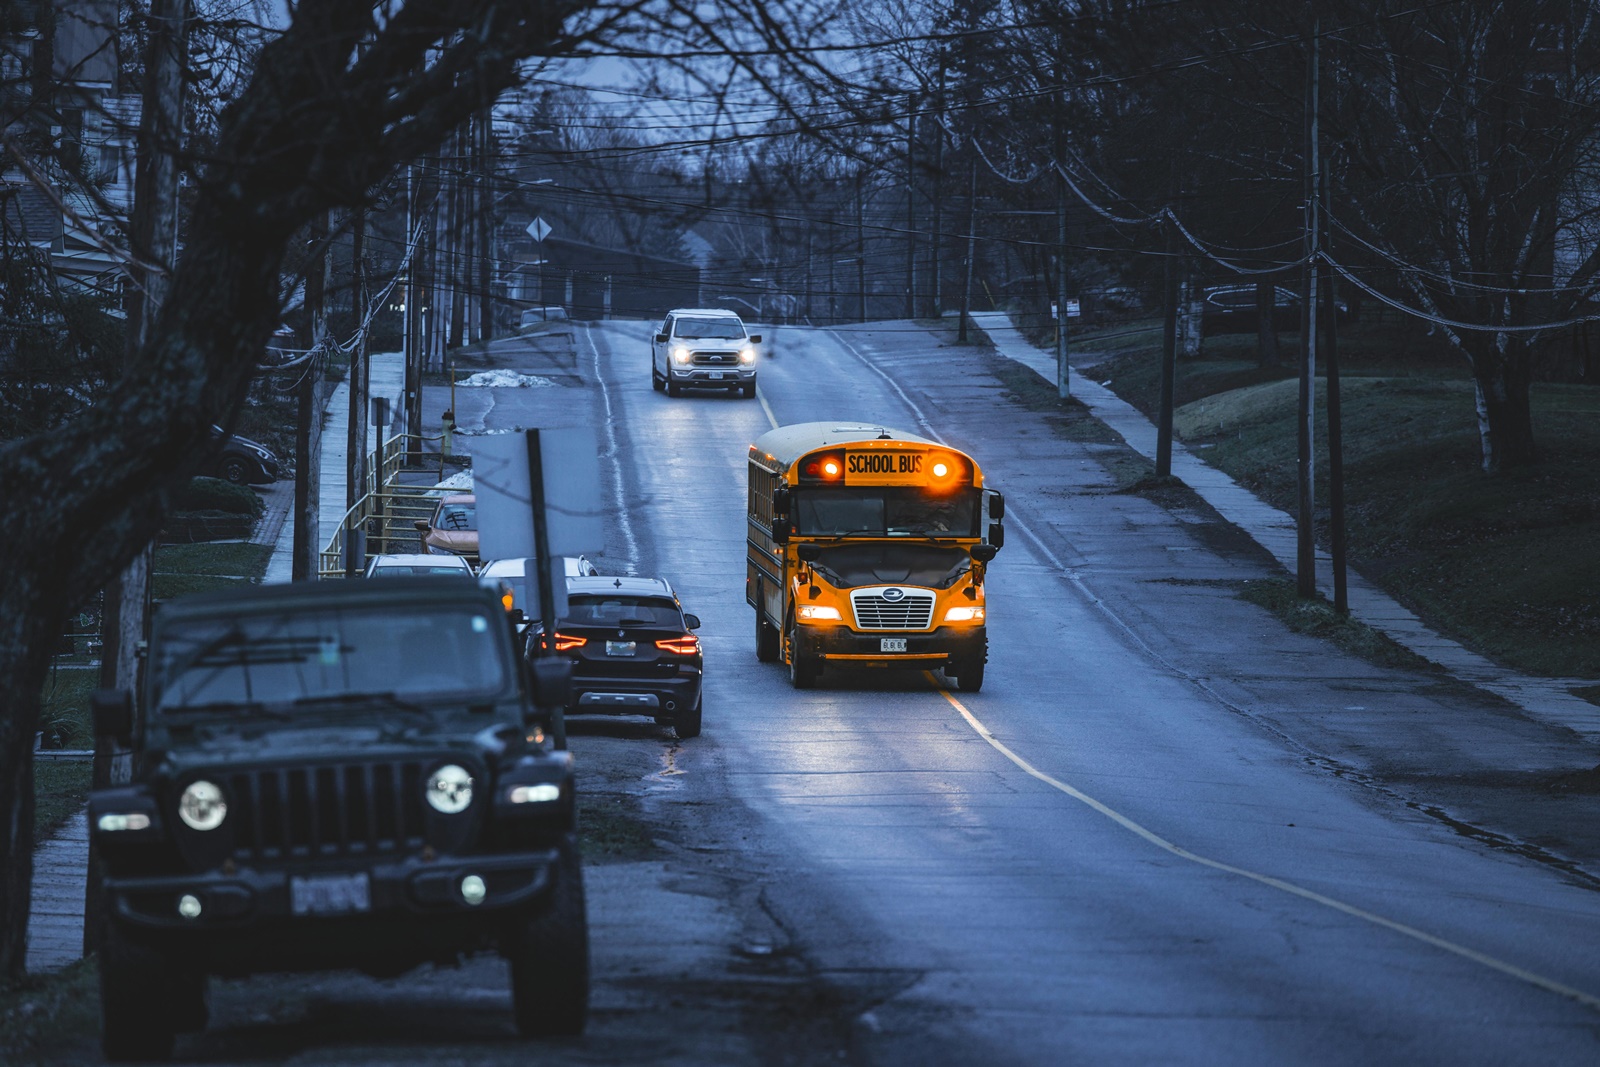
left=225, top=761, right=430, bottom=861
left=851, top=589, right=935, bottom=630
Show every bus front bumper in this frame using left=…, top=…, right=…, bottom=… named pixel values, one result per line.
left=805, top=625, right=986, bottom=667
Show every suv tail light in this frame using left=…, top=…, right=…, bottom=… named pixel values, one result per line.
left=655, top=635, right=700, bottom=655
left=540, top=633, right=588, bottom=652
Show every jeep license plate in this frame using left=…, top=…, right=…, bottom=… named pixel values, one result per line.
left=290, top=872, right=370, bottom=916
left=880, top=638, right=908, bottom=652
left=606, top=640, right=636, bottom=656
left=708, top=371, right=724, bottom=380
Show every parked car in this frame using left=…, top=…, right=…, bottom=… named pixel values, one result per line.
left=364, top=553, right=475, bottom=578
left=415, top=493, right=478, bottom=561
left=478, top=556, right=601, bottom=624
left=528, top=575, right=703, bottom=739
left=649, top=308, right=760, bottom=398
left=1201, top=284, right=1347, bottom=336
left=204, top=426, right=280, bottom=485
left=519, top=306, right=569, bottom=330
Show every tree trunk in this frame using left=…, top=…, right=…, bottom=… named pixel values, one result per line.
left=1255, top=279, right=1279, bottom=367
left=1471, top=340, right=1538, bottom=472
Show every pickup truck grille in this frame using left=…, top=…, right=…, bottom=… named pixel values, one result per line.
left=225, top=761, right=429, bottom=860
left=851, top=589, right=935, bottom=630
left=691, top=350, right=740, bottom=366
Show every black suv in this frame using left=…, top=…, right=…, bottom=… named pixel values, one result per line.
left=88, top=577, right=587, bottom=1061
left=530, top=576, right=703, bottom=738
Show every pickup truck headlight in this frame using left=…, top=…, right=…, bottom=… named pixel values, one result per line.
left=672, top=346, right=692, bottom=365
left=943, top=606, right=985, bottom=622
left=426, top=764, right=474, bottom=813
left=797, top=605, right=841, bottom=621
left=178, top=780, right=227, bottom=831
left=738, top=346, right=756, bottom=364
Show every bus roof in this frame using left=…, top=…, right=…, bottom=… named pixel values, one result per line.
left=750, top=422, right=945, bottom=471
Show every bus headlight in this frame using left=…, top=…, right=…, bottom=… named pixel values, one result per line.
left=797, top=605, right=841, bottom=621
left=672, top=346, right=692, bottom=365
left=943, top=606, right=985, bottom=622
left=738, top=346, right=756, bottom=364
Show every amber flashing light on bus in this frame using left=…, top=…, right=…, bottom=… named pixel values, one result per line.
left=802, top=453, right=844, bottom=481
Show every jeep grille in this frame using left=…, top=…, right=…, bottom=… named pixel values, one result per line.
left=226, top=761, right=429, bottom=860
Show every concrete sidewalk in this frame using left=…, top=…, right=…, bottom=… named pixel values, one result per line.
left=969, top=311, right=1600, bottom=743
left=263, top=349, right=408, bottom=583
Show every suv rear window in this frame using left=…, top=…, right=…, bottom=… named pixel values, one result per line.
left=566, top=596, right=682, bottom=627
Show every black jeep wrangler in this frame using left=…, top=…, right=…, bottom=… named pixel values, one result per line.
left=88, top=577, right=587, bottom=1061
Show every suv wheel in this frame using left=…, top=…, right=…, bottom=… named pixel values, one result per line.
left=220, top=456, right=250, bottom=484
left=675, top=698, right=703, bottom=739
left=100, top=914, right=193, bottom=1061
left=509, top=838, right=590, bottom=1037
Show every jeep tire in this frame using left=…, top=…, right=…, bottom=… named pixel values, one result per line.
left=100, top=914, right=199, bottom=1062
left=509, top=839, right=590, bottom=1038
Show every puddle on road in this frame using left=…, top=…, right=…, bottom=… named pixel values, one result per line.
left=646, top=746, right=687, bottom=791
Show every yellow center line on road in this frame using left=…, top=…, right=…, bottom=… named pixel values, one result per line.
left=925, top=673, right=1600, bottom=1014
left=757, top=386, right=779, bottom=431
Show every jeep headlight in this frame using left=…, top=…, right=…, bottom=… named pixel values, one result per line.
left=426, top=764, right=474, bottom=814
left=178, top=780, right=227, bottom=831
left=738, top=346, right=756, bottom=364
left=672, top=346, right=692, bottom=365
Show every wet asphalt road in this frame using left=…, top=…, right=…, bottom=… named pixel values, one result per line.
left=93, top=319, right=1600, bottom=1065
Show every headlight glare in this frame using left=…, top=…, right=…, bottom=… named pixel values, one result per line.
left=178, top=780, right=227, bottom=831
left=943, top=606, right=985, bottom=622
left=426, top=764, right=474, bottom=814
left=672, top=346, right=692, bottom=364
left=797, top=605, right=841, bottom=621
left=507, top=783, right=562, bottom=804
left=97, top=812, right=151, bottom=833
left=738, top=347, right=756, bottom=364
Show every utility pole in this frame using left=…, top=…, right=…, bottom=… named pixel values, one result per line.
left=449, top=127, right=466, bottom=350
left=1296, top=11, right=1322, bottom=599
left=1053, top=56, right=1070, bottom=400
left=1322, top=113, right=1347, bottom=613
left=346, top=210, right=370, bottom=554
left=856, top=170, right=867, bottom=323
left=905, top=98, right=917, bottom=320
left=478, top=105, right=495, bottom=343
left=90, top=0, right=188, bottom=954
left=804, top=229, right=813, bottom=323
left=1157, top=209, right=1179, bottom=477
left=294, top=210, right=332, bottom=578
left=930, top=65, right=946, bottom=318
left=958, top=158, right=976, bottom=343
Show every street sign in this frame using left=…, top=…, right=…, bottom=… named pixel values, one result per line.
left=473, top=429, right=602, bottom=558
left=525, top=217, right=552, bottom=243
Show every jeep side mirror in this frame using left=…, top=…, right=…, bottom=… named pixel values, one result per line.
left=970, top=543, right=999, bottom=563
left=655, top=333, right=669, bottom=343
left=92, top=689, right=133, bottom=746
left=748, top=334, right=762, bottom=344
left=987, top=491, right=1005, bottom=521
left=796, top=543, right=821, bottom=563
left=684, top=613, right=701, bottom=630
left=528, top=657, right=573, bottom=708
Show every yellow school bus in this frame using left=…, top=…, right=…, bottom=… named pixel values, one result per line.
left=747, top=422, right=1004, bottom=691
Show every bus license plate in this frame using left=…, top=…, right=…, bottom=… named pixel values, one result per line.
left=708, top=371, right=724, bottom=380
left=291, top=872, right=370, bottom=916
left=880, top=638, right=907, bottom=652
left=606, top=641, right=636, bottom=656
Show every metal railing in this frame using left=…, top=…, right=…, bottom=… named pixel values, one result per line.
left=318, top=432, right=466, bottom=578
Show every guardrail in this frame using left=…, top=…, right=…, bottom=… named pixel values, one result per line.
left=318, top=432, right=467, bottom=578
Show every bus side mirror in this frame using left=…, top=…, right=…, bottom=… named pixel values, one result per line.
left=772, top=518, right=791, bottom=543
left=970, top=543, right=998, bottom=564
left=93, top=689, right=133, bottom=746
left=771, top=486, right=791, bottom=543
left=987, top=491, right=1005, bottom=521
left=985, top=524, right=1005, bottom=550
left=796, top=543, right=821, bottom=563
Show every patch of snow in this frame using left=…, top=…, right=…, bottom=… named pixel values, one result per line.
left=456, top=370, right=555, bottom=389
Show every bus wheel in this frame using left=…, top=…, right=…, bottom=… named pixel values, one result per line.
left=755, top=613, right=779, bottom=662
left=787, top=615, right=817, bottom=689
left=956, top=658, right=985, bottom=693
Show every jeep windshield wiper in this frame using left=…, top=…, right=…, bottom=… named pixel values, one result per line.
left=291, top=691, right=434, bottom=717
left=163, top=700, right=293, bottom=721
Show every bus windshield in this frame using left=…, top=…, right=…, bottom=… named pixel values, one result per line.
left=793, top=488, right=980, bottom=538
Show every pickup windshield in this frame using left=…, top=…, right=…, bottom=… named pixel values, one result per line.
left=673, top=318, right=745, bottom=340
left=792, top=488, right=980, bottom=538
left=153, top=606, right=511, bottom=714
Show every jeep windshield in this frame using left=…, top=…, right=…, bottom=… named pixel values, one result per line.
left=153, top=605, right=512, bottom=716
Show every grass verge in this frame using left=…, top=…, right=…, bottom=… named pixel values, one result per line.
left=1092, top=319, right=1600, bottom=681
left=0, top=958, right=99, bottom=1065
